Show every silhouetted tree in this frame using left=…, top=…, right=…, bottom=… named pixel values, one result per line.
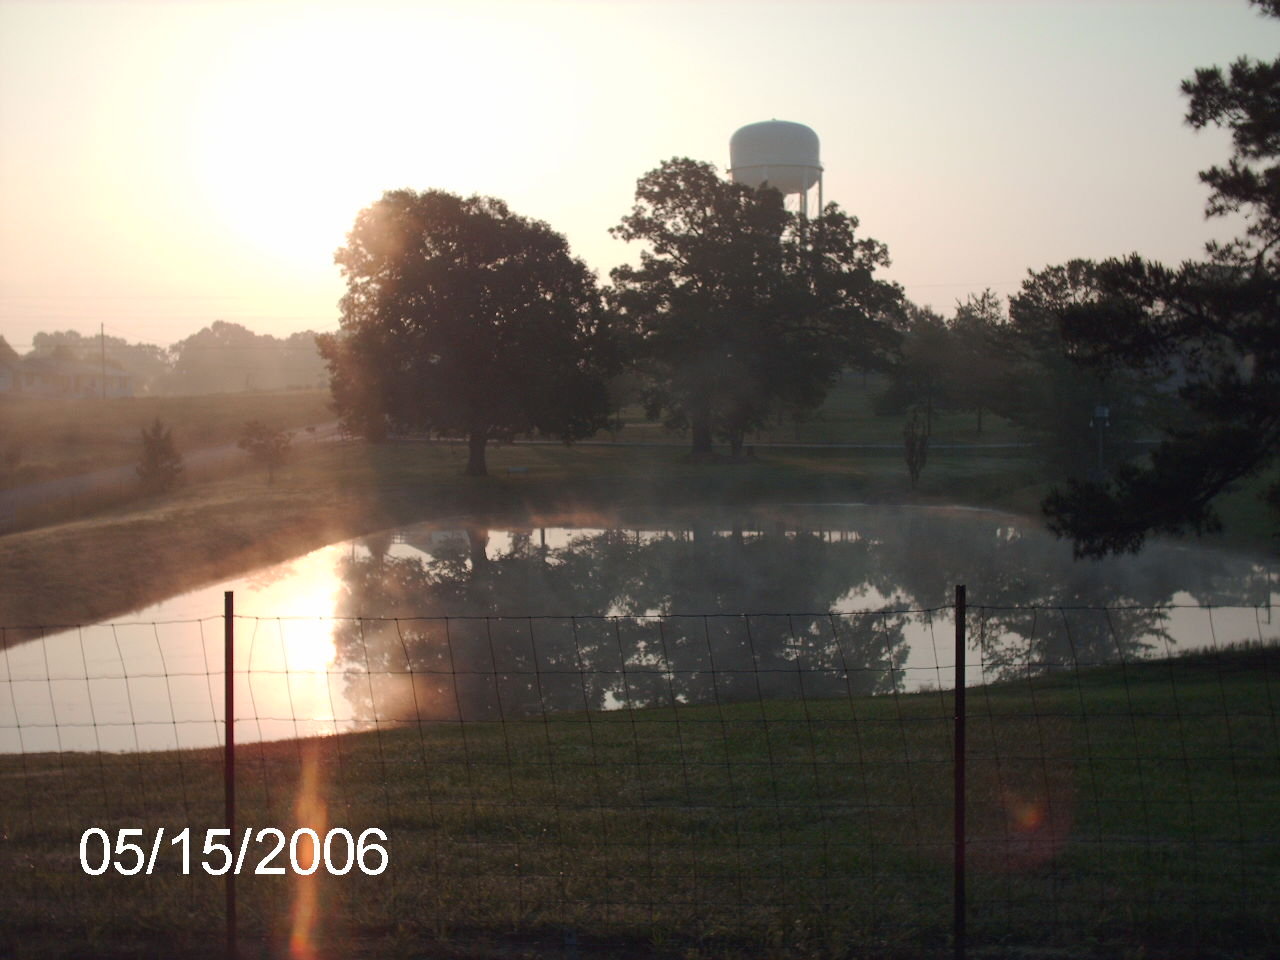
left=991, top=261, right=1154, bottom=474
left=319, top=189, right=615, bottom=475
left=948, top=289, right=1009, bottom=435
left=1042, top=0, right=1280, bottom=555
left=875, top=302, right=954, bottom=434
left=136, top=418, right=183, bottom=493
left=610, top=158, right=901, bottom=457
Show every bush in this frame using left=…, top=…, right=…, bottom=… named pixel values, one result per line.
left=137, top=418, right=183, bottom=493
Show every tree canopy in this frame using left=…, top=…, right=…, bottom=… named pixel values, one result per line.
left=167, top=321, right=326, bottom=395
left=874, top=301, right=954, bottom=435
left=1040, top=0, right=1280, bottom=556
left=319, top=189, right=615, bottom=476
left=610, top=158, right=901, bottom=456
left=237, top=420, right=292, bottom=485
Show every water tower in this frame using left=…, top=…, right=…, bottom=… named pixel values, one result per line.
left=728, top=119, right=823, bottom=217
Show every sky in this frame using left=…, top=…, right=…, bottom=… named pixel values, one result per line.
left=0, top=0, right=1275, bottom=352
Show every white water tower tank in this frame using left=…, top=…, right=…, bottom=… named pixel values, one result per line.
left=729, top=120, right=822, bottom=196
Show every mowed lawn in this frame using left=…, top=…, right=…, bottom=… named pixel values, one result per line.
left=1, top=647, right=1275, bottom=959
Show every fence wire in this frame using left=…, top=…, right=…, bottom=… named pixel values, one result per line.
left=1, top=602, right=1277, bottom=959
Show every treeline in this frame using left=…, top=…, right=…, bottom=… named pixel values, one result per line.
left=876, top=264, right=1173, bottom=472
left=9, top=321, right=327, bottom=396
left=317, top=172, right=1176, bottom=481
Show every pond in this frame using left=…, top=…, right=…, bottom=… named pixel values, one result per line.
left=2, top=504, right=1275, bottom=753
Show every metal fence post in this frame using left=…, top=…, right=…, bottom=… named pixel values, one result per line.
left=954, top=584, right=967, bottom=960
left=225, top=590, right=237, bottom=960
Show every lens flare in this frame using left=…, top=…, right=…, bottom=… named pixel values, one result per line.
left=289, top=740, right=328, bottom=959
left=979, top=783, right=1073, bottom=872
left=1005, top=790, right=1047, bottom=833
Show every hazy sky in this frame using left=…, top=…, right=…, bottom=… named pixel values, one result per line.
left=0, top=0, right=1274, bottom=351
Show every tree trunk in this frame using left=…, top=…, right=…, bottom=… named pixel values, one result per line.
left=690, top=400, right=713, bottom=457
left=466, top=432, right=488, bottom=476
left=691, top=419, right=714, bottom=456
left=729, top=430, right=745, bottom=458
left=467, top=527, right=490, bottom=572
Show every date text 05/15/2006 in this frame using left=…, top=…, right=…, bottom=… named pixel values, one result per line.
left=79, top=826, right=389, bottom=877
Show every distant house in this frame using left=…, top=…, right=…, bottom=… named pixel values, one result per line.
left=3, top=355, right=134, bottom=398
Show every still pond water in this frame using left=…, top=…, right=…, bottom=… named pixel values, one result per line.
left=3, top=504, right=1276, bottom=753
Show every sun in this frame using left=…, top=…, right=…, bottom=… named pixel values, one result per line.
left=185, top=11, right=395, bottom=272
left=184, top=5, right=572, bottom=276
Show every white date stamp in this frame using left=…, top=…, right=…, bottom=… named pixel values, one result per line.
left=79, top=827, right=388, bottom=877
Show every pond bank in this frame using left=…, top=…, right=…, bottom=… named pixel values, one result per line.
left=0, top=439, right=1262, bottom=631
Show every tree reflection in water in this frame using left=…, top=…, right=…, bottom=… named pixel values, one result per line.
left=816, top=506, right=1266, bottom=679
left=331, top=524, right=910, bottom=723
left=328, top=509, right=1272, bottom=724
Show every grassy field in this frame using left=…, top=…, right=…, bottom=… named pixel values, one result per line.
left=1, top=645, right=1275, bottom=959
left=0, top=374, right=1017, bottom=493
left=0, top=389, right=334, bottom=489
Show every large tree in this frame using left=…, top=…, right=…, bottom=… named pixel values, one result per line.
left=610, top=158, right=901, bottom=457
left=874, top=301, right=955, bottom=435
left=319, top=189, right=615, bottom=476
left=995, top=261, right=1158, bottom=474
left=1041, top=0, right=1280, bottom=556
left=948, top=289, right=1009, bottom=436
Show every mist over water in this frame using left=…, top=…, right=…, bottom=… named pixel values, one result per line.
left=2, top=505, right=1275, bottom=753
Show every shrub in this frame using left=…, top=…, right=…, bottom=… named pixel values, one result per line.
left=137, top=418, right=183, bottom=493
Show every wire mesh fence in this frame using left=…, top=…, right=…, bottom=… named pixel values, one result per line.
left=1, top=598, right=1278, bottom=959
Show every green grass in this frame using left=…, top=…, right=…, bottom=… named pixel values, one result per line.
left=1, top=647, right=1276, bottom=959
left=607, top=371, right=1024, bottom=447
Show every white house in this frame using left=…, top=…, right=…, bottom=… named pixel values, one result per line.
left=2, top=355, right=134, bottom=398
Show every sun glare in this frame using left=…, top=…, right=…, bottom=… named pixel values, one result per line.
left=185, top=5, right=573, bottom=274
left=188, top=14, right=382, bottom=271
left=246, top=547, right=346, bottom=736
